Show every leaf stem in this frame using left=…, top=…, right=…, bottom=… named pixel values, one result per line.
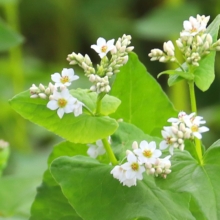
left=188, top=80, right=203, bottom=165
left=95, top=92, right=105, bottom=115
left=102, top=138, right=118, bottom=165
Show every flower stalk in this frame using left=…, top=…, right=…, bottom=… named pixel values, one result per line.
left=102, top=138, right=118, bottom=165
left=188, top=80, right=203, bottom=165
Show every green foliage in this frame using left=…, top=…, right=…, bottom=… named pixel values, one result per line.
left=0, top=146, right=10, bottom=176
left=30, top=141, right=86, bottom=220
left=50, top=155, right=195, bottom=220
left=111, top=52, right=176, bottom=136
left=9, top=89, right=119, bottom=144
left=0, top=18, right=23, bottom=52
left=155, top=140, right=220, bottom=219
left=168, top=15, right=220, bottom=91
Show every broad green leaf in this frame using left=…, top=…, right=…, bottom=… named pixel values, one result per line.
left=9, top=89, right=118, bottom=144
left=169, top=14, right=220, bottom=91
left=0, top=18, right=23, bottom=51
left=50, top=156, right=195, bottom=220
left=111, top=122, right=162, bottom=161
left=155, top=140, right=220, bottom=220
left=70, top=89, right=121, bottom=116
left=111, top=52, right=176, bottom=137
left=30, top=141, right=86, bottom=220
left=133, top=2, right=199, bottom=40
left=193, top=14, right=220, bottom=91
left=158, top=70, right=194, bottom=80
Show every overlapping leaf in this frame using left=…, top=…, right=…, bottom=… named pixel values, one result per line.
left=50, top=155, right=195, bottom=220
left=155, top=140, right=220, bottom=220
left=30, top=141, right=86, bottom=220
left=111, top=52, right=176, bottom=137
left=9, top=89, right=119, bottom=144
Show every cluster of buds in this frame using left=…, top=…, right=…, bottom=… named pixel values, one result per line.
left=149, top=14, right=220, bottom=67
left=111, top=140, right=171, bottom=187
left=145, top=156, right=171, bottom=179
left=148, top=41, right=176, bottom=63
left=29, top=68, right=84, bottom=119
left=67, top=34, right=134, bottom=93
left=29, top=82, right=56, bottom=99
left=67, top=53, right=95, bottom=76
left=89, top=74, right=110, bottom=93
left=160, top=111, right=209, bottom=155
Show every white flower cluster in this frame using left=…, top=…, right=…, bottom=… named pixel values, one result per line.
left=149, top=14, right=220, bottom=67
left=111, top=140, right=171, bottom=187
left=67, top=34, right=134, bottom=93
left=160, top=111, right=209, bottom=155
left=148, top=40, right=176, bottom=63
left=30, top=68, right=84, bottom=119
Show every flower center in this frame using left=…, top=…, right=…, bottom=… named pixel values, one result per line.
left=166, top=137, right=172, bottom=144
left=61, top=76, right=69, bottom=84
left=191, top=125, right=198, bottom=132
left=131, top=162, right=139, bottom=171
left=143, top=150, right=152, bottom=158
left=101, top=45, right=107, bottom=53
left=58, top=98, right=67, bottom=108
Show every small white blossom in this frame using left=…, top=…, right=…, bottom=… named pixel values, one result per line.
left=87, top=138, right=110, bottom=158
left=91, top=37, right=115, bottom=58
left=133, top=140, right=162, bottom=164
left=73, top=100, right=84, bottom=117
left=121, top=152, right=145, bottom=185
left=47, top=88, right=78, bottom=118
left=51, top=68, right=79, bottom=87
left=181, top=15, right=210, bottom=37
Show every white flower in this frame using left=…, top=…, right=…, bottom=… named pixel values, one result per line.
left=168, top=111, right=190, bottom=125
left=73, top=99, right=84, bottom=117
left=51, top=68, right=79, bottom=87
left=163, top=41, right=175, bottom=56
left=47, top=88, right=77, bottom=118
left=121, top=152, right=145, bottom=182
left=91, top=37, right=115, bottom=58
left=160, top=127, right=177, bottom=155
left=133, top=140, right=161, bottom=164
left=87, top=139, right=106, bottom=158
left=186, top=115, right=209, bottom=139
left=180, top=15, right=210, bottom=37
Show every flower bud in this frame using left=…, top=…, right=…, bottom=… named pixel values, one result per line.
left=38, top=93, right=47, bottom=99
left=132, top=141, right=138, bottom=150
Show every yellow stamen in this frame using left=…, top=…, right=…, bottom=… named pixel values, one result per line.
left=131, top=162, right=139, bottom=171
left=191, top=125, right=198, bottom=132
left=101, top=45, right=107, bottom=53
left=58, top=98, right=67, bottom=107
left=143, top=150, right=152, bottom=158
left=61, top=76, right=69, bottom=84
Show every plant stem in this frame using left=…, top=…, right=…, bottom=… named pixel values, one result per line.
left=102, top=138, right=118, bottom=165
left=188, top=81, right=203, bottom=165
left=95, top=93, right=105, bottom=115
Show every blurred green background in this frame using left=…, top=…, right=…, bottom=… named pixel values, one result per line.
left=0, top=0, right=220, bottom=219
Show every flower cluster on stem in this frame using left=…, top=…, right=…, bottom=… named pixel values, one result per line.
left=111, top=140, right=171, bottom=187
left=67, top=34, right=134, bottom=94
left=160, top=111, right=209, bottom=155
left=29, top=68, right=84, bottom=119
left=149, top=14, right=220, bottom=67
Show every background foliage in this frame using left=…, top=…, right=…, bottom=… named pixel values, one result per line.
left=1, top=0, right=220, bottom=219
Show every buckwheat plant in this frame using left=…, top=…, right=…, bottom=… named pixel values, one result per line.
left=9, top=14, right=220, bottom=220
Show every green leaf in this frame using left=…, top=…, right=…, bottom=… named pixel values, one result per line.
left=50, top=155, right=195, bottom=220
left=193, top=14, right=220, bottom=91
left=9, top=89, right=118, bottom=144
left=158, top=70, right=194, bottom=80
left=30, top=141, right=86, bottom=220
left=155, top=140, right=220, bottom=219
left=169, top=15, right=220, bottom=91
left=111, top=52, right=176, bottom=137
left=70, top=89, right=121, bottom=116
left=0, top=18, right=23, bottom=51
left=111, top=122, right=162, bottom=161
